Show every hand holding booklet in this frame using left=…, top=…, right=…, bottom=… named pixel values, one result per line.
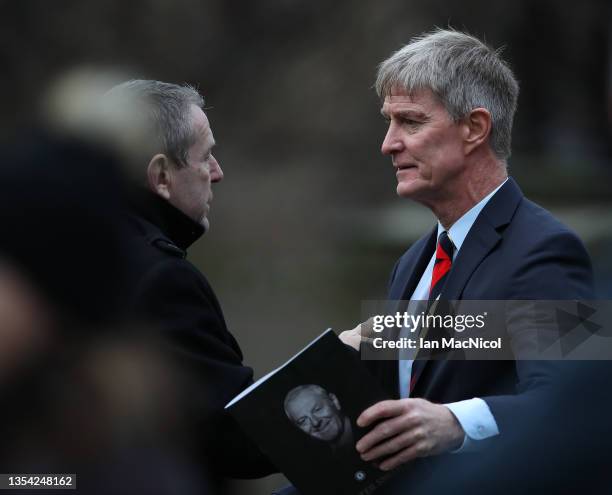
left=225, top=329, right=392, bottom=495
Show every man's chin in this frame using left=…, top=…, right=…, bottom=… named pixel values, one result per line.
left=396, top=182, right=420, bottom=198
left=316, top=426, right=341, bottom=443
left=396, top=180, right=431, bottom=200
left=200, top=217, right=210, bottom=232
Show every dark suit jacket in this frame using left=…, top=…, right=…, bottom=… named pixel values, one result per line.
left=125, top=190, right=275, bottom=480
left=364, top=178, right=595, bottom=490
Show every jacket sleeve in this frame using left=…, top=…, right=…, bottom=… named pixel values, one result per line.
left=483, top=229, right=595, bottom=434
left=136, top=258, right=276, bottom=478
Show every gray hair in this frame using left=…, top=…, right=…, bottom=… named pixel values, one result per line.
left=284, top=384, right=329, bottom=417
left=106, top=79, right=204, bottom=167
left=376, top=28, right=519, bottom=161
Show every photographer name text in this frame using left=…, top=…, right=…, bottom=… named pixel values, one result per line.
left=371, top=336, right=502, bottom=349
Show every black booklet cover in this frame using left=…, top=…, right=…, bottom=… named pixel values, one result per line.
left=225, top=329, right=391, bottom=495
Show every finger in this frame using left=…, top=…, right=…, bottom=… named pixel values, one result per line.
left=356, top=421, right=394, bottom=454
left=378, top=444, right=423, bottom=471
left=339, top=330, right=359, bottom=348
left=357, top=400, right=405, bottom=428
left=361, top=428, right=422, bottom=462
left=356, top=410, right=418, bottom=453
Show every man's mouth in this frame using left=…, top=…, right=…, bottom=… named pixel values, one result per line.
left=396, top=164, right=417, bottom=171
left=314, top=418, right=330, bottom=432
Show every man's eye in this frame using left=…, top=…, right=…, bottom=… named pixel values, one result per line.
left=313, top=406, right=322, bottom=412
left=297, top=418, right=306, bottom=425
left=401, top=118, right=419, bottom=126
left=382, top=116, right=391, bottom=124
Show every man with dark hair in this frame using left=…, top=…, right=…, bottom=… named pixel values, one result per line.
left=110, top=80, right=275, bottom=480
left=338, top=28, right=594, bottom=484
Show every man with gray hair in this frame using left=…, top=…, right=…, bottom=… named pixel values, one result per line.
left=340, top=28, right=594, bottom=481
left=112, top=80, right=275, bottom=481
left=284, top=384, right=354, bottom=450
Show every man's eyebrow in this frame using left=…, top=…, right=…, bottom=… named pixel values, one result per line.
left=381, top=108, right=428, bottom=120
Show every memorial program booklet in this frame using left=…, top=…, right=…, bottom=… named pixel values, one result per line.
left=225, top=329, right=391, bottom=495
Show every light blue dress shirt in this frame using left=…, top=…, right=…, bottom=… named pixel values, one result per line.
left=398, top=179, right=507, bottom=452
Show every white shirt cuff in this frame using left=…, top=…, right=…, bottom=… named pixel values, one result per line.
left=444, top=398, right=499, bottom=453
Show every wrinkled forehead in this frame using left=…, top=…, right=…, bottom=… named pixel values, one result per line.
left=287, top=388, right=328, bottom=413
left=189, top=105, right=216, bottom=150
left=190, top=105, right=211, bottom=133
left=382, top=87, right=442, bottom=112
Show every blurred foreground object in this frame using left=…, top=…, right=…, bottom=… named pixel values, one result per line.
left=0, top=68, right=217, bottom=494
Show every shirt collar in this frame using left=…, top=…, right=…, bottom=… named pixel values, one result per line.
left=437, top=178, right=508, bottom=253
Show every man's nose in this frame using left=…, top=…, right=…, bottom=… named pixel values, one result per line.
left=381, top=125, right=403, bottom=156
left=210, top=155, right=224, bottom=183
left=310, top=416, right=322, bottom=428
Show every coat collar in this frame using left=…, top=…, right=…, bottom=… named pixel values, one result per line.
left=128, top=188, right=205, bottom=251
left=393, top=177, right=524, bottom=302
left=390, top=228, right=437, bottom=302
left=440, top=177, right=523, bottom=300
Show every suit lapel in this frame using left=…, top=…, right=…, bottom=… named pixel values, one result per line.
left=389, top=227, right=437, bottom=303
left=442, top=178, right=523, bottom=300
left=410, top=178, right=524, bottom=396
left=441, top=222, right=501, bottom=299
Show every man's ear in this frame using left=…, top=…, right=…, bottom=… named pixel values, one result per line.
left=462, top=107, right=492, bottom=155
left=146, top=154, right=172, bottom=200
left=329, top=393, right=341, bottom=411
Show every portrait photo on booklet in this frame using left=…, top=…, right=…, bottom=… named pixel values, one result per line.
left=225, top=330, right=393, bottom=495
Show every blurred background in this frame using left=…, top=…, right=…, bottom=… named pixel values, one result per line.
left=2, top=0, right=611, bottom=493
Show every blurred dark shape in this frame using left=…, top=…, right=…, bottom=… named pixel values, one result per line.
left=0, top=259, right=52, bottom=388
left=0, top=127, right=215, bottom=494
left=0, top=333, right=212, bottom=495
left=385, top=362, right=612, bottom=495
left=0, top=128, right=128, bottom=327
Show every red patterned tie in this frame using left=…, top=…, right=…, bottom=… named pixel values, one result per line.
left=410, top=232, right=455, bottom=395
left=429, top=231, right=455, bottom=301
